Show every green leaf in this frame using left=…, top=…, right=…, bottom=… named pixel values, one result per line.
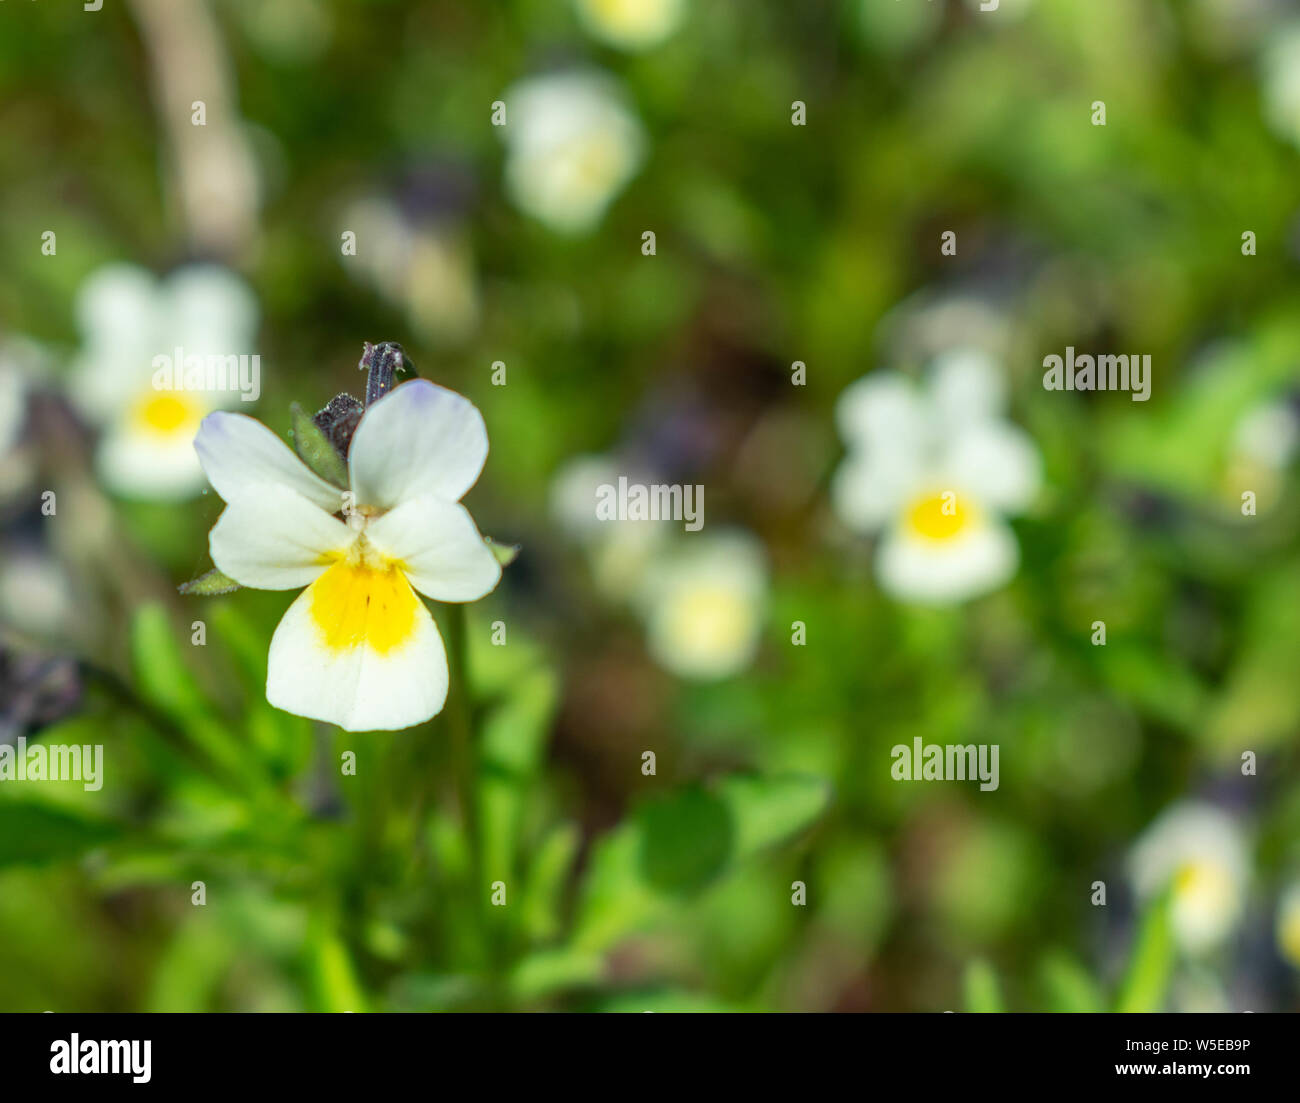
left=178, top=567, right=242, bottom=596
left=0, top=802, right=120, bottom=867
left=290, top=402, right=349, bottom=488
left=1115, top=892, right=1175, bottom=1012
left=478, top=669, right=558, bottom=889
left=962, top=958, right=1005, bottom=1013
left=1038, top=950, right=1105, bottom=1013
left=574, top=774, right=830, bottom=951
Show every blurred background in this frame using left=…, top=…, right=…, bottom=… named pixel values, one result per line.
left=1, top=0, right=1299, bottom=1012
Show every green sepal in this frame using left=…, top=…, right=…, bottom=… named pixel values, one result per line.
left=178, top=567, right=242, bottom=596
left=290, top=401, right=350, bottom=488
left=485, top=537, right=521, bottom=567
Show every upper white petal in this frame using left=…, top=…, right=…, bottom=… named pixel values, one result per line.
left=194, top=410, right=345, bottom=512
left=929, top=347, right=1007, bottom=427
left=348, top=379, right=488, bottom=510
left=835, top=372, right=928, bottom=452
left=209, top=484, right=352, bottom=590
left=366, top=494, right=501, bottom=601
left=266, top=578, right=449, bottom=731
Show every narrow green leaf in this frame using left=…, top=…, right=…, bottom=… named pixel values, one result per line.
left=290, top=402, right=349, bottom=488
left=962, top=958, right=1005, bottom=1013
left=1038, top=950, right=1105, bottom=1013
left=0, top=802, right=120, bottom=867
left=1116, top=892, right=1175, bottom=1012
left=178, top=567, right=242, bottom=596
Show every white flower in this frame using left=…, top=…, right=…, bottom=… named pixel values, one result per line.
left=549, top=453, right=669, bottom=599
left=638, top=529, right=767, bottom=680
left=70, top=263, right=259, bottom=500
left=340, top=198, right=480, bottom=343
left=1260, top=25, right=1300, bottom=149
left=501, top=72, right=646, bottom=234
left=0, top=357, right=26, bottom=462
left=1128, top=802, right=1249, bottom=955
left=1277, top=882, right=1300, bottom=968
left=831, top=349, right=1041, bottom=605
left=194, top=380, right=502, bottom=731
left=573, top=0, right=685, bottom=51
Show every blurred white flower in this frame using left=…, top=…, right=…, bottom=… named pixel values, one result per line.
left=341, top=198, right=479, bottom=344
left=549, top=453, right=668, bottom=598
left=70, top=263, right=259, bottom=500
left=832, top=349, right=1041, bottom=605
left=1277, top=882, right=1300, bottom=968
left=0, top=549, right=75, bottom=641
left=501, top=72, right=646, bottom=234
left=573, top=0, right=685, bottom=51
left=1260, top=25, right=1300, bottom=149
left=195, top=380, right=501, bottom=732
left=638, top=529, right=767, bottom=680
left=1128, top=802, right=1249, bottom=955
left=0, top=357, right=25, bottom=461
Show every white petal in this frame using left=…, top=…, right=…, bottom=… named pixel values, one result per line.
left=97, top=420, right=208, bottom=501
left=875, top=515, right=1019, bottom=605
left=164, top=265, right=259, bottom=352
left=831, top=451, right=923, bottom=534
left=76, top=264, right=158, bottom=349
left=929, top=347, right=1006, bottom=426
left=209, top=484, right=352, bottom=590
left=941, top=421, right=1042, bottom=514
left=365, top=494, right=501, bottom=601
left=835, top=372, right=927, bottom=451
left=266, top=569, right=449, bottom=731
left=348, top=380, right=488, bottom=509
left=194, top=411, right=345, bottom=512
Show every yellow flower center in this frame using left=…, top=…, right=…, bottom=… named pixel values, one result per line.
left=1173, top=860, right=1229, bottom=900
left=132, top=392, right=201, bottom=435
left=309, top=555, right=418, bottom=655
left=904, top=491, right=972, bottom=541
left=665, top=585, right=752, bottom=660
left=1279, top=902, right=1300, bottom=967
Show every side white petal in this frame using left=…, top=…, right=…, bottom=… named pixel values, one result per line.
left=875, top=516, right=1019, bottom=605
left=209, top=484, right=352, bottom=590
left=366, top=494, right=502, bottom=601
left=97, top=421, right=208, bottom=501
left=830, top=452, right=922, bottom=534
left=194, top=411, right=345, bottom=511
left=348, top=380, right=488, bottom=509
left=942, top=421, right=1042, bottom=514
left=266, top=582, right=449, bottom=732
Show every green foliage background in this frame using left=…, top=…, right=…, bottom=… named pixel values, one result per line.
left=1, top=0, right=1298, bottom=1011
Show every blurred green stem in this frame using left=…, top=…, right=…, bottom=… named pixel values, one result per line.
left=444, top=605, right=478, bottom=878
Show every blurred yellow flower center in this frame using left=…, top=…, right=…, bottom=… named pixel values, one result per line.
left=309, top=558, right=417, bottom=655
left=667, top=586, right=751, bottom=659
left=1279, top=903, right=1300, bottom=967
left=133, top=392, right=201, bottom=435
left=904, top=492, right=971, bottom=541
left=569, top=137, right=621, bottom=190
left=1173, top=860, right=1231, bottom=906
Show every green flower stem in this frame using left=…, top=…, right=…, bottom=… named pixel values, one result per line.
left=443, top=604, right=479, bottom=883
